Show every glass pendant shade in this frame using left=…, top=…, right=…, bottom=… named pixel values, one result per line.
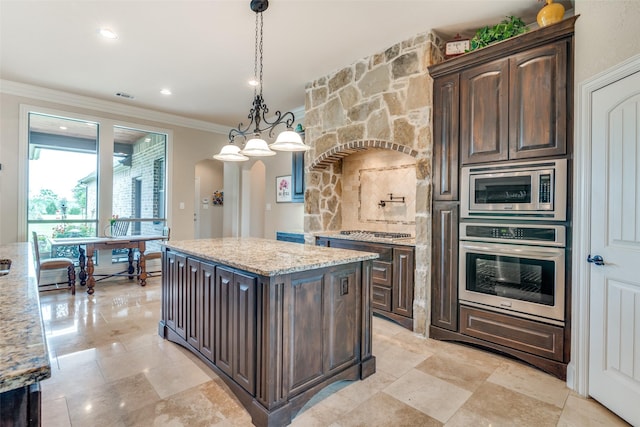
left=213, top=144, right=249, bottom=162
left=240, top=137, right=276, bottom=156
left=270, top=130, right=311, bottom=152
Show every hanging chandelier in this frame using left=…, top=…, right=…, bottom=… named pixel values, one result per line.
left=214, top=0, right=309, bottom=162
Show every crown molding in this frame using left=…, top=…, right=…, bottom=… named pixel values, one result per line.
left=0, top=79, right=229, bottom=134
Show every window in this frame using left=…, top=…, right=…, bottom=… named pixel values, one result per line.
left=26, top=110, right=168, bottom=267
left=27, top=113, right=98, bottom=260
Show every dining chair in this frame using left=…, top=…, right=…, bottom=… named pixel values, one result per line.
left=137, top=227, right=170, bottom=277
left=32, top=231, right=76, bottom=295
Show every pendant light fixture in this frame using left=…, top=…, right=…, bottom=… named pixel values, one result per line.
left=214, top=0, right=309, bottom=162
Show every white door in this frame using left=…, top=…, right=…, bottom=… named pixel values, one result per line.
left=589, top=69, right=640, bottom=426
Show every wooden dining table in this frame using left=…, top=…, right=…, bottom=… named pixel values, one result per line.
left=50, top=235, right=166, bottom=295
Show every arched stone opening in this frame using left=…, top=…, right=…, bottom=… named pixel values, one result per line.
left=302, top=30, right=444, bottom=335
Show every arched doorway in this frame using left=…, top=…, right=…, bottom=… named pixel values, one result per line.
left=194, top=159, right=224, bottom=238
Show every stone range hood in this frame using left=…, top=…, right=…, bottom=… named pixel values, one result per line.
left=303, top=31, right=444, bottom=334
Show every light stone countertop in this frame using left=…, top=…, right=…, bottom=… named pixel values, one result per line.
left=163, top=237, right=379, bottom=277
left=0, top=243, right=51, bottom=393
left=313, top=231, right=416, bottom=247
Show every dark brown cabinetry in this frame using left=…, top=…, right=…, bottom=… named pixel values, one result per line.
left=459, top=38, right=569, bottom=165
left=428, top=17, right=576, bottom=380
left=431, top=202, right=459, bottom=331
left=214, top=266, right=256, bottom=395
left=160, top=247, right=375, bottom=427
left=316, top=237, right=414, bottom=330
left=433, top=73, right=460, bottom=201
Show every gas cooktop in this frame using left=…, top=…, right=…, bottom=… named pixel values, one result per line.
left=339, top=230, right=412, bottom=239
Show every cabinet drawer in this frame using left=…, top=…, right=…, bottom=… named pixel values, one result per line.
left=460, top=305, right=564, bottom=362
left=372, top=261, right=392, bottom=287
left=372, top=285, right=392, bottom=311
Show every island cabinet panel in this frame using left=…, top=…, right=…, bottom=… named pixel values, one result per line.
left=323, top=267, right=359, bottom=374
left=286, top=273, right=325, bottom=392
left=460, top=58, right=510, bottom=165
left=163, top=251, right=187, bottom=339
left=186, top=259, right=201, bottom=349
left=215, top=267, right=257, bottom=395
left=199, top=261, right=216, bottom=362
left=509, top=41, right=567, bottom=160
left=160, top=243, right=375, bottom=427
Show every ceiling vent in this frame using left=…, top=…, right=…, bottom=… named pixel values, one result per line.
left=115, top=92, right=135, bottom=99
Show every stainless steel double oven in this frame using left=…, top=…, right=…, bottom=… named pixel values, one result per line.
left=459, top=159, right=568, bottom=325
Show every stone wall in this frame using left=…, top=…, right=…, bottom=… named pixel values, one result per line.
left=303, top=31, right=443, bottom=335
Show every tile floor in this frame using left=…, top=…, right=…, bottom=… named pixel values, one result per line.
left=39, top=277, right=630, bottom=426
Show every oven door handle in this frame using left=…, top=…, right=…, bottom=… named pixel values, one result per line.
left=460, top=243, right=563, bottom=259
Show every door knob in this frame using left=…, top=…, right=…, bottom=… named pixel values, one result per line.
left=587, top=254, right=605, bottom=266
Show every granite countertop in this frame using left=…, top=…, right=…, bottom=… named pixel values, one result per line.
left=163, top=237, right=379, bottom=276
left=0, top=243, right=50, bottom=393
left=313, top=231, right=416, bottom=247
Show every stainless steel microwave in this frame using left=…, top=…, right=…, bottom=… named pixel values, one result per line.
left=461, top=159, right=567, bottom=221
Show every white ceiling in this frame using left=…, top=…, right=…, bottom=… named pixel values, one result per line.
left=0, top=0, right=569, bottom=130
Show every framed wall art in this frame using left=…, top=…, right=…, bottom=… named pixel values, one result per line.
left=276, top=175, right=292, bottom=203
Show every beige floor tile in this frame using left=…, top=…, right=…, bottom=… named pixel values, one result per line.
left=383, top=368, right=472, bottom=423
left=487, top=360, right=570, bottom=408
left=122, top=381, right=249, bottom=427
left=41, top=396, right=71, bottom=427
left=96, top=344, right=176, bottom=382
left=40, top=358, right=107, bottom=401
left=445, top=381, right=561, bottom=427
left=66, top=372, right=160, bottom=426
left=375, top=341, right=431, bottom=378
left=415, top=351, right=496, bottom=392
left=334, top=369, right=398, bottom=405
left=331, top=392, right=442, bottom=427
left=144, top=356, right=211, bottom=399
left=557, top=394, right=632, bottom=427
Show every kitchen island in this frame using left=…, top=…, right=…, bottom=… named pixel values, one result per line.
left=0, top=243, right=50, bottom=426
left=159, top=238, right=378, bottom=427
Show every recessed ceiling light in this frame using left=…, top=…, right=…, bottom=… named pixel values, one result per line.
left=248, top=79, right=259, bottom=87
left=59, top=126, right=67, bottom=130
left=160, top=88, right=172, bottom=95
left=99, top=28, right=118, bottom=39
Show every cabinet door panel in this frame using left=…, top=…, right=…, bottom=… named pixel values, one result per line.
left=163, top=251, right=176, bottom=331
left=324, top=267, right=358, bottom=374
left=186, top=259, right=201, bottom=349
left=433, top=73, right=460, bottom=200
left=431, top=203, right=459, bottom=331
left=215, top=267, right=234, bottom=377
left=287, top=273, right=325, bottom=393
left=461, top=59, right=509, bottom=164
left=200, top=262, right=216, bottom=362
left=233, top=272, right=256, bottom=395
left=172, top=253, right=188, bottom=340
left=392, top=247, right=414, bottom=318
left=509, top=41, right=567, bottom=159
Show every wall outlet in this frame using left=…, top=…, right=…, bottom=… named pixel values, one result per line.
left=179, top=202, right=185, bottom=209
